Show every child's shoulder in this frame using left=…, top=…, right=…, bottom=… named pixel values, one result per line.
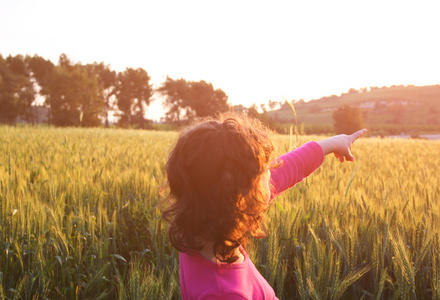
left=179, top=250, right=278, bottom=300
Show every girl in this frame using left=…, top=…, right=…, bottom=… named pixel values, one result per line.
left=162, top=113, right=366, bottom=300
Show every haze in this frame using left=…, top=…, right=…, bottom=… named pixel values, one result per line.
left=1, top=0, right=439, bottom=120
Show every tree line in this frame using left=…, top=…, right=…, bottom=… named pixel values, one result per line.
left=0, top=54, right=230, bottom=128
left=1, top=53, right=367, bottom=134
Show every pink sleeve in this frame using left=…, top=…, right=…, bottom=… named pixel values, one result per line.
left=201, top=293, right=247, bottom=300
left=269, top=141, right=324, bottom=202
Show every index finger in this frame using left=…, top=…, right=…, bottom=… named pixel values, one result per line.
left=350, top=128, right=367, bottom=142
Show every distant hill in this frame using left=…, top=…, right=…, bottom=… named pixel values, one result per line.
left=267, top=85, right=440, bottom=135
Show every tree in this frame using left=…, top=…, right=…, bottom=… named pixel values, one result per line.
left=267, top=100, right=281, bottom=110
left=26, top=55, right=55, bottom=123
left=27, top=54, right=55, bottom=89
left=0, top=54, right=35, bottom=124
left=332, top=104, right=365, bottom=134
left=157, top=77, right=189, bottom=122
left=388, top=102, right=405, bottom=124
left=188, top=80, right=229, bottom=117
left=41, top=54, right=104, bottom=126
left=88, top=62, right=116, bottom=127
left=116, top=67, right=153, bottom=128
left=158, top=77, right=230, bottom=122
left=347, top=88, right=358, bottom=94
left=247, top=103, right=281, bottom=133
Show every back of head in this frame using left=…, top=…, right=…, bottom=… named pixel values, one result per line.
left=163, top=112, right=275, bottom=263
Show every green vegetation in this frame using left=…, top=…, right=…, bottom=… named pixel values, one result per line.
left=0, top=53, right=231, bottom=128
left=332, top=104, right=365, bottom=135
left=2, top=53, right=438, bottom=137
left=268, top=85, right=440, bottom=136
left=1, top=126, right=439, bottom=299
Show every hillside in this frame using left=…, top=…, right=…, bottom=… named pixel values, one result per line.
left=267, top=84, right=440, bottom=135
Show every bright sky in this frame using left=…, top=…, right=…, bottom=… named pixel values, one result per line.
left=1, top=0, right=439, bottom=120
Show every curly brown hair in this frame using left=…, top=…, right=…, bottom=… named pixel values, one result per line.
left=162, top=113, right=275, bottom=263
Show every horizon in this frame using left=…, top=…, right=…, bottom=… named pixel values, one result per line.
left=27, top=83, right=437, bottom=123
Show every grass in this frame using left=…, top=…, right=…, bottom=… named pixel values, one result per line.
left=0, top=125, right=439, bottom=299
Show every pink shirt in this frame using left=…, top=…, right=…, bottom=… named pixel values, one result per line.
left=179, top=142, right=325, bottom=300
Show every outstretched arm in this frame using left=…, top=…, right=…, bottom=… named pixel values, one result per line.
left=269, top=142, right=324, bottom=200
left=269, top=129, right=367, bottom=201
left=317, top=129, right=367, bottom=162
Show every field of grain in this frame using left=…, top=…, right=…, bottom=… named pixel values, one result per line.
left=0, top=126, right=439, bottom=299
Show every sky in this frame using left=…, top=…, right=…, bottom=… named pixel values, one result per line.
left=1, top=0, right=439, bottom=120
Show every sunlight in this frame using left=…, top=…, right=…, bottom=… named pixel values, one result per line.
left=1, top=0, right=439, bottom=110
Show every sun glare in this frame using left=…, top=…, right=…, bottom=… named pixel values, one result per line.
left=0, top=0, right=439, bottom=117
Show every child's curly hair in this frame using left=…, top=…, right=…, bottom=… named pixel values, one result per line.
left=162, top=112, right=275, bottom=263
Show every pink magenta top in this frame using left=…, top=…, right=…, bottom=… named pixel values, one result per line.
left=179, top=141, right=325, bottom=300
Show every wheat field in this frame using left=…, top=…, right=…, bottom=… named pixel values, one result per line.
left=0, top=126, right=439, bottom=299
